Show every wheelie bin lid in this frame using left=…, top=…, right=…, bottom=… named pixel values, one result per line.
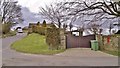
left=90, top=40, right=98, bottom=42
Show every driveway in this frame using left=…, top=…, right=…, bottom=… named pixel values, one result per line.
left=2, top=33, right=119, bottom=66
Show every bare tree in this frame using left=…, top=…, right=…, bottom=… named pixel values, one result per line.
left=0, top=0, right=23, bottom=24
left=63, top=23, right=67, bottom=32
left=69, top=23, right=73, bottom=31
left=39, top=0, right=119, bottom=35
left=59, top=0, right=119, bottom=34
left=64, top=0, right=120, bottom=17
left=62, top=0, right=119, bottom=22
left=83, top=0, right=120, bottom=17
left=39, top=2, right=70, bottom=28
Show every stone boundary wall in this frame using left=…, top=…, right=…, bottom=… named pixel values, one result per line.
left=96, top=35, right=119, bottom=51
left=46, top=28, right=66, bottom=50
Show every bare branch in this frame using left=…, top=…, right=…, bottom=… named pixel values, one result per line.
left=1, top=0, right=23, bottom=24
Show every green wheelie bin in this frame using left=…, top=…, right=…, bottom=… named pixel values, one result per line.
left=90, top=40, right=99, bottom=51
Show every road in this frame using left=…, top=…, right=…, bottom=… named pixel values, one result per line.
left=2, top=33, right=119, bottom=66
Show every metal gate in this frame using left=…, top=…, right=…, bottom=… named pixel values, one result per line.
left=66, top=34, right=95, bottom=48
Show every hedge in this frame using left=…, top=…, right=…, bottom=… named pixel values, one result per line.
left=28, top=23, right=66, bottom=50
left=37, top=26, right=46, bottom=35
left=46, top=27, right=61, bottom=50
left=0, top=23, right=2, bottom=34
left=32, top=25, right=46, bottom=35
left=2, top=24, right=11, bottom=34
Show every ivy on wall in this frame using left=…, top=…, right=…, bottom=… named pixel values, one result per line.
left=46, top=27, right=61, bottom=50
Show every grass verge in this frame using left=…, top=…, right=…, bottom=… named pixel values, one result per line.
left=2, top=31, right=16, bottom=38
left=11, top=33, right=65, bottom=55
left=102, top=50, right=120, bottom=57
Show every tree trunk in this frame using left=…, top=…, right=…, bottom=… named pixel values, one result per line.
left=58, top=20, right=61, bottom=28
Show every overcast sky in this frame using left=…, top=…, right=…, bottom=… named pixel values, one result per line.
left=17, top=0, right=62, bottom=13
left=15, top=0, right=119, bottom=28
left=14, top=0, right=61, bottom=28
left=17, top=0, right=114, bottom=13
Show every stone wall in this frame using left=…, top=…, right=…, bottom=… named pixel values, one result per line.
left=103, top=36, right=118, bottom=51
left=96, top=35, right=119, bottom=51
left=46, top=27, right=60, bottom=50
left=60, top=30, right=66, bottom=49
left=118, top=37, right=120, bottom=50
left=46, top=28, right=66, bottom=50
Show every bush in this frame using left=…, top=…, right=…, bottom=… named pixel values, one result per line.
left=22, top=26, right=28, bottom=30
left=32, top=25, right=46, bottom=35
left=2, top=23, right=11, bottom=34
left=46, top=27, right=60, bottom=50
left=0, top=23, right=2, bottom=35
left=38, top=27, right=46, bottom=35
left=32, top=25, right=36, bottom=33
left=37, top=21, right=40, bottom=25
left=50, top=23, right=57, bottom=28
left=42, top=20, right=46, bottom=27
left=37, top=26, right=46, bottom=35
left=2, top=31, right=16, bottom=38
left=29, top=22, right=57, bottom=35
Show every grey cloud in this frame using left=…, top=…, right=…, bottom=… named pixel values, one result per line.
left=21, top=7, right=43, bottom=23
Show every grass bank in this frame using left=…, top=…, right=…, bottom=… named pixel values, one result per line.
left=11, top=33, right=65, bottom=55
left=102, top=50, right=120, bottom=57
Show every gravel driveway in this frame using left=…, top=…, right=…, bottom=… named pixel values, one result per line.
left=2, top=33, right=119, bottom=66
